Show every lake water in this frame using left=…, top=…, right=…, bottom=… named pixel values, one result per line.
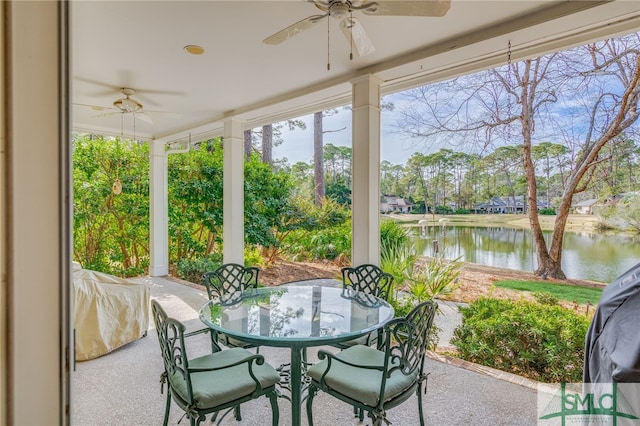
left=412, top=225, right=640, bottom=283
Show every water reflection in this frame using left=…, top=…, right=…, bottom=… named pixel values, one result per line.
left=206, top=286, right=394, bottom=340
left=413, top=225, right=640, bottom=283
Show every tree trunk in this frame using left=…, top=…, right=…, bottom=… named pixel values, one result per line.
left=244, top=129, right=252, bottom=160
left=520, top=59, right=567, bottom=279
left=262, top=124, right=272, bottom=165
left=313, top=111, right=325, bottom=206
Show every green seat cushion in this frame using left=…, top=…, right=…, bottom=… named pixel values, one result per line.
left=307, top=345, right=417, bottom=407
left=169, top=347, right=280, bottom=409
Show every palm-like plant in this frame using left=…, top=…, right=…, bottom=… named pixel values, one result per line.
left=407, top=257, right=462, bottom=303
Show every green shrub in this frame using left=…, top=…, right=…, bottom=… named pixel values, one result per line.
left=451, top=298, right=589, bottom=382
left=434, top=205, right=453, bottom=214
left=176, top=253, right=223, bottom=283
left=388, top=297, right=415, bottom=318
left=388, top=296, right=440, bottom=350
left=285, top=221, right=351, bottom=261
left=244, top=246, right=264, bottom=268
left=533, top=291, right=559, bottom=306
left=539, top=208, right=556, bottom=215
left=454, top=208, right=471, bottom=214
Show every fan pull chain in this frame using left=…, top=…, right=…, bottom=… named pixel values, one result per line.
left=113, top=132, right=123, bottom=195
left=349, top=11, right=354, bottom=61
left=327, top=15, right=331, bottom=71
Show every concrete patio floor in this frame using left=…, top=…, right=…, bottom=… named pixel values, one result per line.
left=72, top=275, right=539, bottom=426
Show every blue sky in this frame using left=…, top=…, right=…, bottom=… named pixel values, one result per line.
left=271, top=93, right=422, bottom=166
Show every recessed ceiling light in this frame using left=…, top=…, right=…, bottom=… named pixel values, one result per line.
left=184, top=45, right=205, bottom=55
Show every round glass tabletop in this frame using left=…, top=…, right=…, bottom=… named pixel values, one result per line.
left=198, top=284, right=395, bottom=347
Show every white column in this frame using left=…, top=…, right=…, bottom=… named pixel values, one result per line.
left=223, top=118, right=245, bottom=264
left=149, top=140, right=169, bottom=276
left=3, top=1, right=69, bottom=423
left=351, top=75, right=382, bottom=266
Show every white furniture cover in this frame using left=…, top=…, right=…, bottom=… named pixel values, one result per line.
left=73, top=262, right=150, bottom=361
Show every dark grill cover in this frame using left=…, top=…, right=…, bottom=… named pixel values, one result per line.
left=584, top=262, right=640, bottom=383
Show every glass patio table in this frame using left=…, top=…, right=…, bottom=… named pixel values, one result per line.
left=198, top=282, right=395, bottom=426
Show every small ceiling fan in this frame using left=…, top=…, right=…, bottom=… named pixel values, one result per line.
left=263, top=0, right=451, bottom=59
left=75, top=87, right=179, bottom=124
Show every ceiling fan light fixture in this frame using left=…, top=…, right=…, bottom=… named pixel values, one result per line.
left=184, top=45, right=205, bottom=55
left=113, top=96, right=142, bottom=113
left=330, top=3, right=349, bottom=19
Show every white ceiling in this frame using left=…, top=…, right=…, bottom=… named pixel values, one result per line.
left=71, top=1, right=640, bottom=144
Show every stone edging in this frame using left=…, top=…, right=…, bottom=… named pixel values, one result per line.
left=426, top=351, right=540, bottom=390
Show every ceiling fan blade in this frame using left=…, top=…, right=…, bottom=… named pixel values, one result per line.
left=362, top=0, right=450, bottom=17
left=263, top=14, right=327, bottom=45
left=134, top=112, right=154, bottom=124
left=340, top=17, right=375, bottom=57
left=73, top=102, right=113, bottom=112
left=92, top=111, right=121, bottom=119
left=75, top=77, right=184, bottom=100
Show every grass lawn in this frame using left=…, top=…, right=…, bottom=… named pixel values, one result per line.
left=493, top=279, right=603, bottom=305
left=387, top=213, right=600, bottom=232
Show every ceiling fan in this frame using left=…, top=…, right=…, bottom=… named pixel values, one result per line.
left=263, top=0, right=451, bottom=60
left=96, top=88, right=152, bottom=124
left=75, top=87, right=179, bottom=125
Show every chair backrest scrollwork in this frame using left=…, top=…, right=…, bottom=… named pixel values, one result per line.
left=341, top=264, right=394, bottom=301
left=202, top=263, right=260, bottom=301
left=386, top=300, right=437, bottom=377
left=151, top=300, right=194, bottom=402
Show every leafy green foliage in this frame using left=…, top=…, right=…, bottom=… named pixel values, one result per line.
left=380, top=220, right=411, bottom=249
left=380, top=220, right=416, bottom=295
left=73, top=135, right=149, bottom=276
left=175, top=247, right=264, bottom=284
left=243, top=246, right=265, bottom=269
left=280, top=199, right=351, bottom=262
left=244, top=154, right=293, bottom=247
left=388, top=297, right=415, bottom=318
left=533, top=292, right=560, bottom=306
left=434, top=205, right=453, bottom=214
left=75, top=137, right=296, bottom=277
left=168, top=140, right=293, bottom=265
left=452, top=298, right=590, bottom=382
left=406, top=257, right=461, bottom=302
left=493, top=279, right=602, bottom=305
left=538, top=208, right=556, bottom=215
left=176, top=252, right=223, bottom=284
left=325, top=182, right=351, bottom=205
left=380, top=242, right=416, bottom=295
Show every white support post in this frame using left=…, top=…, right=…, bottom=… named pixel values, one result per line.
left=223, top=118, right=245, bottom=264
left=3, top=1, right=69, bottom=423
left=351, top=75, right=382, bottom=266
left=149, top=140, right=169, bottom=276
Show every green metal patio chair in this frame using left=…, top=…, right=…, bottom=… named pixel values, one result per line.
left=202, top=263, right=260, bottom=300
left=334, top=264, right=394, bottom=349
left=202, top=263, right=260, bottom=351
left=151, top=300, right=280, bottom=426
left=306, top=300, right=438, bottom=426
left=341, top=264, right=393, bottom=303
